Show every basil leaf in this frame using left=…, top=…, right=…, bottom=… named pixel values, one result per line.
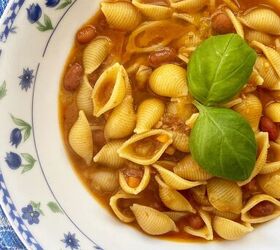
left=187, top=34, right=257, bottom=106
left=190, top=102, right=257, bottom=181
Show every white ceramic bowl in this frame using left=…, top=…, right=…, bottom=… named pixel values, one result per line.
left=0, top=1, right=279, bottom=249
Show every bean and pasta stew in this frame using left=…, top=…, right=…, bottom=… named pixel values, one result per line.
left=60, top=0, right=280, bottom=242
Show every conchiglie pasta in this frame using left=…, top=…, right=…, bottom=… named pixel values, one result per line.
left=101, top=2, right=142, bottom=31
left=174, top=155, right=212, bottom=181
left=90, top=168, right=119, bottom=193
left=83, top=36, right=111, bottom=75
left=260, top=142, right=280, bottom=174
left=213, top=216, right=253, bottom=240
left=109, top=191, right=139, bottom=223
left=170, top=131, right=190, bottom=153
left=202, top=206, right=240, bottom=220
left=156, top=176, right=195, bottom=212
left=166, top=97, right=194, bottom=121
left=264, top=102, right=280, bottom=122
left=170, top=0, right=208, bottom=13
left=126, top=20, right=187, bottom=54
left=258, top=170, right=280, bottom=198
left=134, top=98, right=165, bottom=134
left=239, top=8, right=280, bottom=35
left=92, top=63, right=128, bottom=117
left=252, top=41, right=280, bottom=78
left=255, top=56, right=280, bottom=90
left=77, top=76, right=93, bottom=117
left=119, top=166, right=150, bottom=194
left=117, top=129, right=173, bottom=165
left=246, top=30, right=274, bottom=46
left=232, top=94, right=262, bottom=131
left=207, top=178, right=242, bottom=214
left=224, top=8, right=244, bottom=38
left=149, top=64, right=188, bottom=97
left=130, top=204, right=178, bottom=235
left=241, top=194, right=280, bottom=223
left=135, top=65, right=152, bottom=90
left=153, top=164, right=205, bottom=190
left=132, top=0, right=172, bottom=20
left=94, top=140, right=125, bottom=168
left=69, top=110, right=93, bottom=165
left=184, top=210, right=213, bottom=240
left=238, top=132, right=269, bottom=186
left=190, top=185, right=211, bottom=206
left=104, top=96, right=136, bottom=139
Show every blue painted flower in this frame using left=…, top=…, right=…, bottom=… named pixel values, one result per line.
left=10, top=128, right=22, bottom=148
left=5, top=152, right=22, bottom=170
left=18, top=68, right=34, bottom=91
left=62, top=233, right=80, bottom=250
left=21, top=205, right=40, bottom=225
left=26, top=4, right=42, bottom=24
left=45, top=0, right=60, bottom=7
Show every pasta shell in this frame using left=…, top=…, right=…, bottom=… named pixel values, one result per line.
left=83, top=36, right=111, bottom=75
left=156, top=176, right=195, bottom=213
left=90, top=168, right=119, bottom=193
left=130, top=204, right=178, bottom=235
left=135, top=65, right=152, bottom=90
left=222, top=98, right=242, bottom=109
left=185, top=113, right=199, bottom=129
left=174, top=155, right=212, bottom=181
left=77, top=76, right=93, bottom=117
left=202, top=206, right=240, bottom=220
left=132, top=0, right=172, bottom=20
left=167, top=97, right=194, bottom=121
left=264, top=102, right=280, bottom=122
left=260, top=142, right=280, bottom=174
left=134, top=98, right=165, bottom=134
left=69, top=111, right=93, bottom=165
left=232, top=94, right=262, bottom=131
left=251, top=41, right=280, bottom=78
left=175, top=31, right=201, bottom=49
left=170, top=131, right=190, bottom=153
left=184, top=210, right=213, bottom=240
left=222, top=0, right=239, bottom=12
left=153, top=164, right=205, bottom=190
left=109, top=191, right=139, bottom=223
left=257, top=170, right=280, bottom=198
left=238, top=132, right=269, bottom=186
left=101, top=2, right=142, bottom=31
left=225, top=8, right=244, bottom=38
left=190, top=185, right=210, bottom=206
left=92, top=63, right=127, bottom=117
left=207, top=178, right=242, bottom=214
left=149, top=64, right=188, bottom=97
left=94, top=140, right=125, bottom=168
left=117, top=129, right=173, bottom=165
left=104, top=96, right=136, bottom=139
left=164, top=211, right=189, bottom=221
left=126, top=20, right=187, bottom=54
left=239, top=8, right=280, bottom=35
left=213, top=216, right=253, bottom=240
left=255, top=56, right=280, bottom=90
left=246, top=30, right=274, bottom=46
left=170, top=0, right=208, bottom=13
left=241, top=194, right=280, bottom=223
left=119, top=166, right=150, bottom=194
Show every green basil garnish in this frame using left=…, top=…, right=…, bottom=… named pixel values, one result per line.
left=190, top=102, right=257, bottom=181
left=187, top=34, right=257, bottom=106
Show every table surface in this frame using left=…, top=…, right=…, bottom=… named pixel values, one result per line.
left=0, top=2, right=27, bottom=249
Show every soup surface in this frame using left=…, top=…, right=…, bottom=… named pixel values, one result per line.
left=60, top=0, right=280, bottom=242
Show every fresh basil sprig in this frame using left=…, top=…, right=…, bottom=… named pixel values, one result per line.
left=187, top=34, right=257, bottom=106
left=190, top=102, right=257, bottom=181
